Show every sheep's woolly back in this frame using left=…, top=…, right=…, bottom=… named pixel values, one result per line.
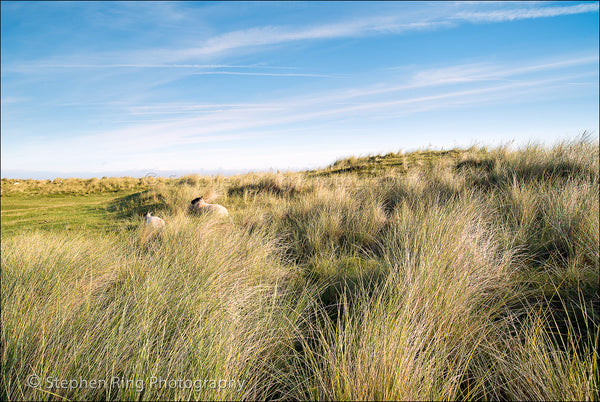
left=143, top=212, right=166, bottom=228
left=190, top=198, right=229, bottom=217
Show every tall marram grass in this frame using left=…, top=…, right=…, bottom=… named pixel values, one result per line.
left=2, top=137, right=598, bottom=400
left=292, top=195, right=514, bottom=400
left=2, top=216, right=316, bottom=400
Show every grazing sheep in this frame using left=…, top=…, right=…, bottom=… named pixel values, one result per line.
left=143, top=211, right=165, bottom=228
left=190, top=196, right=229, bottom=217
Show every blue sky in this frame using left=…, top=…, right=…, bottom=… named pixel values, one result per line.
left=1, top=1, right=598, bottom=179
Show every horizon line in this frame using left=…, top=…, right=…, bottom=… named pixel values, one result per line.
left=3, top=133, right=596, bottom=181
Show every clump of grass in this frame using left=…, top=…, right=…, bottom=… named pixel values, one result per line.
left=227, top=172, right=308, bottom=198
left=492, top=177, right=598, bottom=299
left=268, top=183, right=388, bottom=264
left=491, top=294, right=599, bottom=401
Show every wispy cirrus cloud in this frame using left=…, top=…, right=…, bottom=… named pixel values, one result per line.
left=190, top=71, right=336, bottom=78
left=11, top=63, right=300, bottom=70
left=173, top=18, right=449, bottom=59
left=1, top=62, right=299, bottom=73
left=1, top=96, right=29, bottom=104
left=452, top=2, right=599, bottom=23
left=411, top=55, right=600, bottom=86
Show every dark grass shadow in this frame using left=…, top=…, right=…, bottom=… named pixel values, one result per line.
left=228, top=178, right=303, bottom=198
left=455, top=157, right=597, bottom=191
left=107, top=190, right=169, bottom=219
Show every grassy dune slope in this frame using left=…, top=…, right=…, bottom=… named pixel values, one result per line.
left=2, top=138, right=598, bottom=401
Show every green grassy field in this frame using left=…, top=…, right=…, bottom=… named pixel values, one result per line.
left=1, top=192, right=139, bottom=235
left=2, top=139, right=598, bottom=401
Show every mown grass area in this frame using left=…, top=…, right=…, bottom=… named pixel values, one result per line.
left=2, top=138, right=599, bottom=401
left=0, top=192, right=141, bottom=235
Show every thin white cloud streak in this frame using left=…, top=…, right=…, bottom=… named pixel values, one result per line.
left=190, top=71, right=336, bottom=77
left=174, top=18, right=449, bottom=58
left=411, top=56, right=600, bottom=86
left=11, top=63, right=298, bottom=70
left=452, top=2, right=599, bottom=22
left=1, top=96, right=29, bottom=104
left=126, top=103, right=274, bottom=115
left=333, top=55, right=599, bottom=101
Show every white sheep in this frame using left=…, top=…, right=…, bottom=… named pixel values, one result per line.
left=190, top=196, right=229, bottom=217
left=143, top=211, right=165, bottom=228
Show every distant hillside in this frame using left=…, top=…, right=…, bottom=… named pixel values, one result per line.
left=310, top=148, right=469, bottom=176
left=0, top=146, right=486, bottom=196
